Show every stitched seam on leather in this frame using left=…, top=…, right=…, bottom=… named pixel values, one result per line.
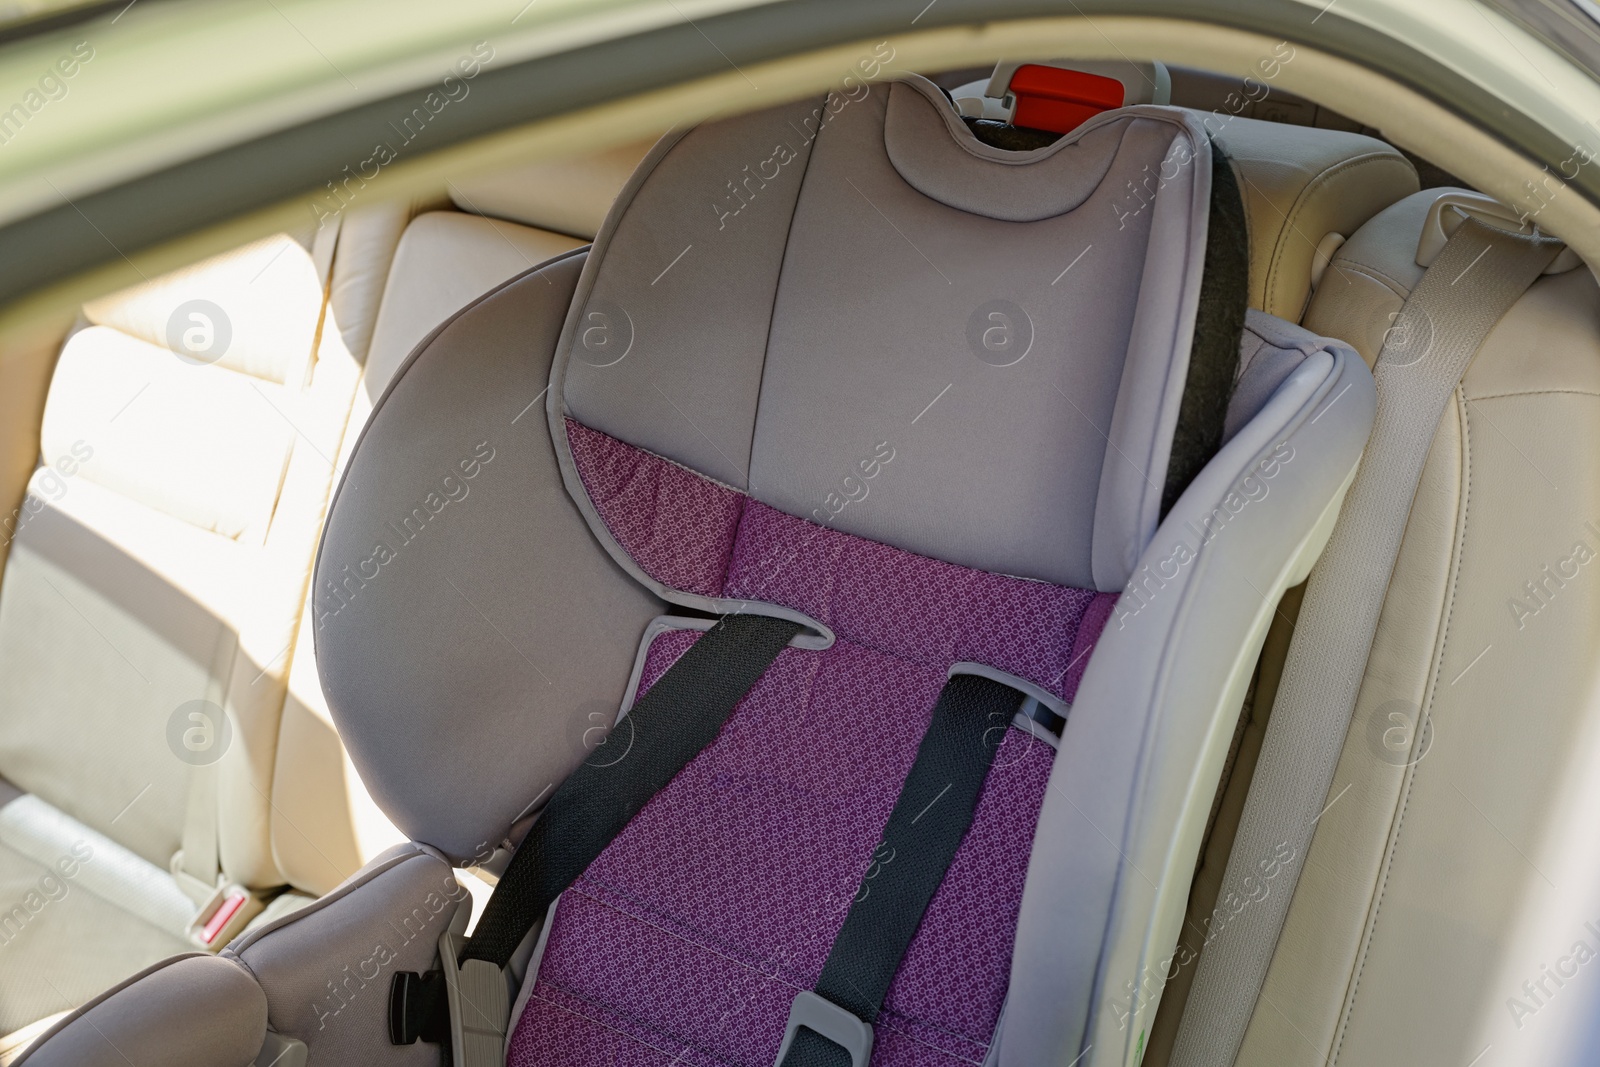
left=1332, top=391, right=1469, bottom=1064
left=1465, top=388, right=1600, bottom=402
left=1322, top=258, right=1411, bottom=300
left=1264, top=153, right=1416, bottom=315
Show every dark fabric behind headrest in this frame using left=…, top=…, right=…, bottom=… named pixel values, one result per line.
left=1164, top=139, right=1249, bottom=513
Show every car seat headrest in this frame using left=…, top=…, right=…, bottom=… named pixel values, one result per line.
left=446, top=138, right=656, bottom=240
left=553, top=75, right=1227, bottom=602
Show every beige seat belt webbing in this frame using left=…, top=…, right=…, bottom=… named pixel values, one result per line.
left=1170, top=218, right=1562, bottom=1067
left=173, top=628, right=238, bottom=903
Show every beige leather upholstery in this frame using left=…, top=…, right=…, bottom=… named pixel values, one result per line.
left=361, top=212, right=583, bottom=397
left=0, top=220, right=373, bottom=1032
left=447, top=138, right=657, bottom=239
left=268, top=211, right=583, bottom=896
left=1212, top=190, right=1600, bottom=1064
left=0, top=232, right=345, bottom=878
left=322, top=202, right=412, bottom=367
left=0, top=791, right=193, bottom=1033
left=1210, top=115, right=1418, bottom=323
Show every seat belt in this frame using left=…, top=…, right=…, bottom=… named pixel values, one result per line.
left=172, top=627, right=238, bottom=904
left=1170, top=218, right=1562, bottom=1066
left=389, top=611, right=803, bottom=1061
left=775, top=673, right=1025, bottom=1067
left=171, top=629, right=269, bottom=952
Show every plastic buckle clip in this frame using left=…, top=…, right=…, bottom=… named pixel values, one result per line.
left=1007, top=63, right=1125, bottom=134
left=773, top=991, right=874, bottom=1067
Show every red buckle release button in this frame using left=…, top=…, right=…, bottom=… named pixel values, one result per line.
left=202, top=891, right=248, bottom=944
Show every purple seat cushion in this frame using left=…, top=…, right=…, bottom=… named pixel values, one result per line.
left=506, top=422, right=1116, bottom=1065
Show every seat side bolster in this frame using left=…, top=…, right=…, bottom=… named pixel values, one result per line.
left=228, top=843, right=465, bottom=1062
left=1001, top=326, right=1376, bottom=1067
left=13, top=953, right=266, bottom=1067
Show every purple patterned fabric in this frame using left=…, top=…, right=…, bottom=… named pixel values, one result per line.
left=1065, top=592, right=1118, bottom=699
left=726, top=500, right=1097, bottom=700
left=567, top=419, right=744, bottom=597
left=514, top=422, right=1117, bottom=1066
left=567, top=419, right=1102, bottom=701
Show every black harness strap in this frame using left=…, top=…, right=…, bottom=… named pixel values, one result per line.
left=390, top=612, right=801, bottom=1046
left=464, top=611, right=803, bottom=966
left=776, top=673, right=1026, bottom=1067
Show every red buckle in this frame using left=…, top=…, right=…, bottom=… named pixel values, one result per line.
left=201, top=890, right=248, bottom=944
left=1008, top=64, right=1125, bottom=134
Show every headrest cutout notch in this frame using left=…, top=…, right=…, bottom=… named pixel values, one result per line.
left=892, top=75, right=1105, bottom=166
left=884, top=77, right=1195, bottom=222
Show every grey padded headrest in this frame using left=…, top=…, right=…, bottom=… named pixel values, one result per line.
left=553, top=76, right=1216, bottom=595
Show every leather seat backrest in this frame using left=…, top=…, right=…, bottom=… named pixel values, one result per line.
left=1224, top=189, right=1600, bottom=1066
left=1208, top=115, right=1418, bottom=321
left=0, top=232, right=354, bottom=888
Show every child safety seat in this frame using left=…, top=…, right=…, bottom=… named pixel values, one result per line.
left=15, top=74, right=1374, bottom=1067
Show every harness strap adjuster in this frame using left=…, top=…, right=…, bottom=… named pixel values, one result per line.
left=774, top=990, right=873, bottom=1067
left=387, top=969, right=448, bottom=1045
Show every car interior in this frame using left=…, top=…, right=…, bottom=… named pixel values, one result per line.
left=1, top=32, right=1597, bottom=1067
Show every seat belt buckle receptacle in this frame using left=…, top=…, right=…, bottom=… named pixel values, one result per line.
left=185, top=882, right=262, bottom=951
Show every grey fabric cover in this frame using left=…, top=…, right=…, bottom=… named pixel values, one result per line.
left=882, top=80, right=1128, bottom=221
left=551, top=77, right=1214, bottom=594
left=12, top=953, right=266, bottom=1067
left=534, top=76, right=1380, bottom=1067
left=1225, top=309, right=1336, bottom=440
left=311, top=251, right=663, bottom=861
left=10, top=847, right=452, bottom=1066
left=229, top=843, right=463, bottom=1067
